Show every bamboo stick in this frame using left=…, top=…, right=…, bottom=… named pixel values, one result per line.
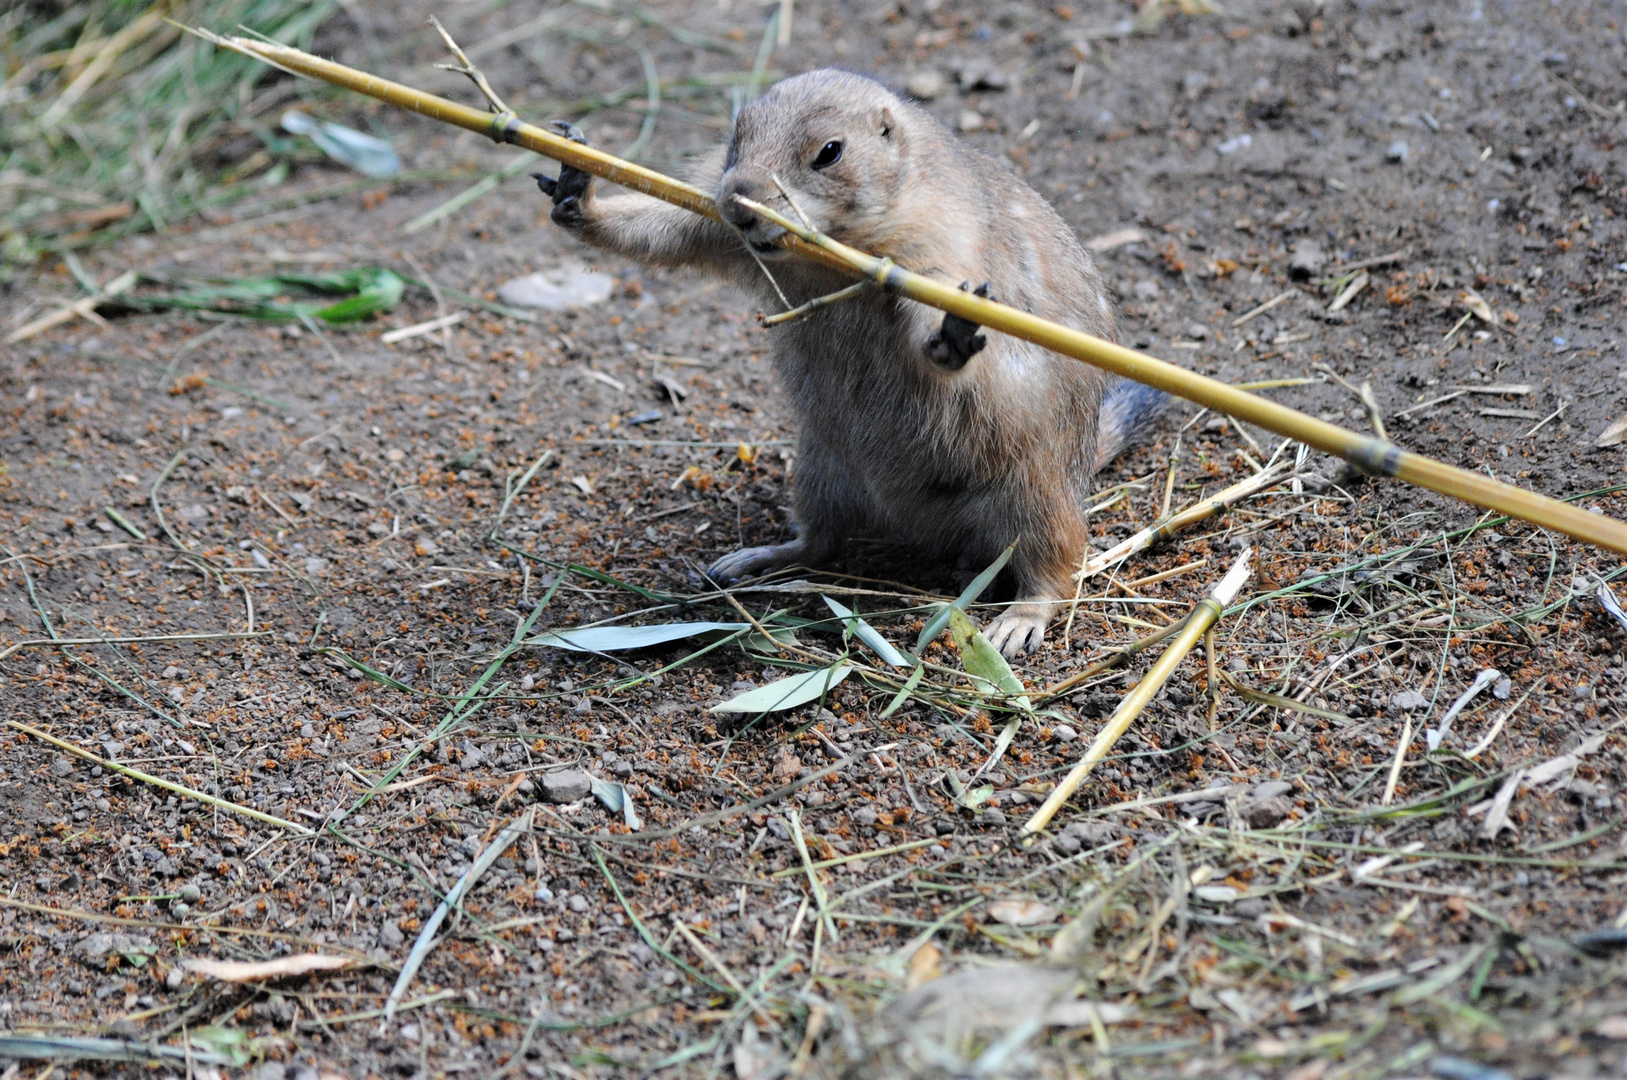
left=1021, top=549, right=1252, bottom=837
left=188, top=31, right=1627, bottom=559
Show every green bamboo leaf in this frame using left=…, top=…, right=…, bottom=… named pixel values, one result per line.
left=529, top=622, right=750, bottom=652
left=915, top=542, right=1015, bottom=652
left=879, top=664, right=927, bottom=718
left=823, top=596, right=912, bottom=668
left=709, top=663, right=852, bottom=714
left=314, top=268, right=405, bottom=323
left=947, top=607, right=1031, bottom=710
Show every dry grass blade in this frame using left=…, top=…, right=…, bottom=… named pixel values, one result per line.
left=383, top=808, right=533, bottom=1021
left=1074, top=461, right=1293, bottom=582
left=6, top=719, right=312, bottom=836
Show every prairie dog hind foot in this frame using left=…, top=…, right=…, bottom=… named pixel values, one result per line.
left=706, top=540, right=811, bottom=586
left=984, top=599, right=1056, bottom=659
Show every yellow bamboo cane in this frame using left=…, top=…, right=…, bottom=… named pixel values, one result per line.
left=189, top=31, right=1627, bottom=559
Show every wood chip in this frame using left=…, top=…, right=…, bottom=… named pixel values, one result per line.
left=1231, top=289, right=1298, bottom=327
left=381, top=311, right=464, bottom=344
left=183, top=954, right=356, bottom=982
left=1084, top=227, right=1147, bottom=253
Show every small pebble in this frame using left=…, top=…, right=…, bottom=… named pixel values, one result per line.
left=541, top=769, right=592, bottom=804
left=958, top=110, right=985, bottom=134
left=1050, top=724, right=1079, bottom=743
left=906, top=68, right=947, bottom=100
left=1386, top=140, right=1410, bottom=164
left=1391, top=689, right=1428, bottom=711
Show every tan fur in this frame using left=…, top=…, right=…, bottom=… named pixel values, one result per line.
left=551, top=70, right=1129, bottom=657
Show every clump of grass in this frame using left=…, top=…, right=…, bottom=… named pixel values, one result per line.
left=0, top=0, right=338, bottom=269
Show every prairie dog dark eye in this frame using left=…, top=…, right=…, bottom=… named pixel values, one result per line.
left=811, top=140, right=843, bottom=170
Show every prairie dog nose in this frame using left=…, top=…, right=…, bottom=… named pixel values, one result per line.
left=718, top=170, right=768, bottom=230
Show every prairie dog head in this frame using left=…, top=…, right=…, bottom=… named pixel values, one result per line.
left=717, top=70, right=919, bottom=256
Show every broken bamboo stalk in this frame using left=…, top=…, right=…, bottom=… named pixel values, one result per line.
left=1021, top=549, right=1252, bottom=837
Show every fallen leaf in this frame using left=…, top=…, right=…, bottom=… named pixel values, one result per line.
left=709, top=663, right=852, bottom=714
left=1597, top=413, right=1627, bottom=448
left=183, top=954, right=356, bottom=982
left=1459, top=288, right=1495, bottom=324
left=987, top=898, right=1058, bottom=927
left=1084, top=227, right=1146, bottom=253
left=1481, top=732, right=1607, bottom=838
left=906, top=942, right=942, bottom=988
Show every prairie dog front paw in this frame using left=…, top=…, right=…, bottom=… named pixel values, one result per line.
left=925, top=281, right=993, bottom=370
left=531, top=121, right=594, bottom=228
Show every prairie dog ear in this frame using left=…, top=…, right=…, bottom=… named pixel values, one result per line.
left=878, top=105, right=897, bottom=139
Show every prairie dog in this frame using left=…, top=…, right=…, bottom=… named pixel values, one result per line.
left=535, top=69, right=1165, bottom=657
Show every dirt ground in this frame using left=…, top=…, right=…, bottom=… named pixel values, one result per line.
left=4, top=1, right=1627, bottom=1077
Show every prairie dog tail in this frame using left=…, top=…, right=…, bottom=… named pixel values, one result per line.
left=1094, top=377, right=1170, bottom=471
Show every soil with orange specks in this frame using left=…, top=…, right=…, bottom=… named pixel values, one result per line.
left=3, top=2, right=1627, bottom=1078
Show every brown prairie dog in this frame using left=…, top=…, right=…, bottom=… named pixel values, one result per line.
left=534, top=69, right=1166, bottom=658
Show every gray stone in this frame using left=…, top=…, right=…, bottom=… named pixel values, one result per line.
left=1287, top=240, right=1326, bottom=280
left=378, top=921, right=404, bottom=948
left=1391, top=689, right=1429, bottom=711
left=1185, top=322, right=1211, bottom=341
left=1244, top=797, right=1292, bottom=829
left=1387, top=140, right=1410, bottom=164
left=956, top=61, right=1008, bottom=92
left=78, top=933, right=115, bottom=959
left=1251, top=780, right=1293, bottom=801
left=1062, top=821, right=1114, bottom=845
left=50, top=756, right=74, bottom=777
left=496, top=270, right=614, bottom=312
left=1050, top=724, right=1079, bottom=743
left=853, top=806, right=878, bottom=827
left=540, top=770, right=592, bottom=804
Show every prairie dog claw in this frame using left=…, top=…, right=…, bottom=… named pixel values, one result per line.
left=926, top=281, right=993, bottom=370
left=532, top=121, right=593, bottom=227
